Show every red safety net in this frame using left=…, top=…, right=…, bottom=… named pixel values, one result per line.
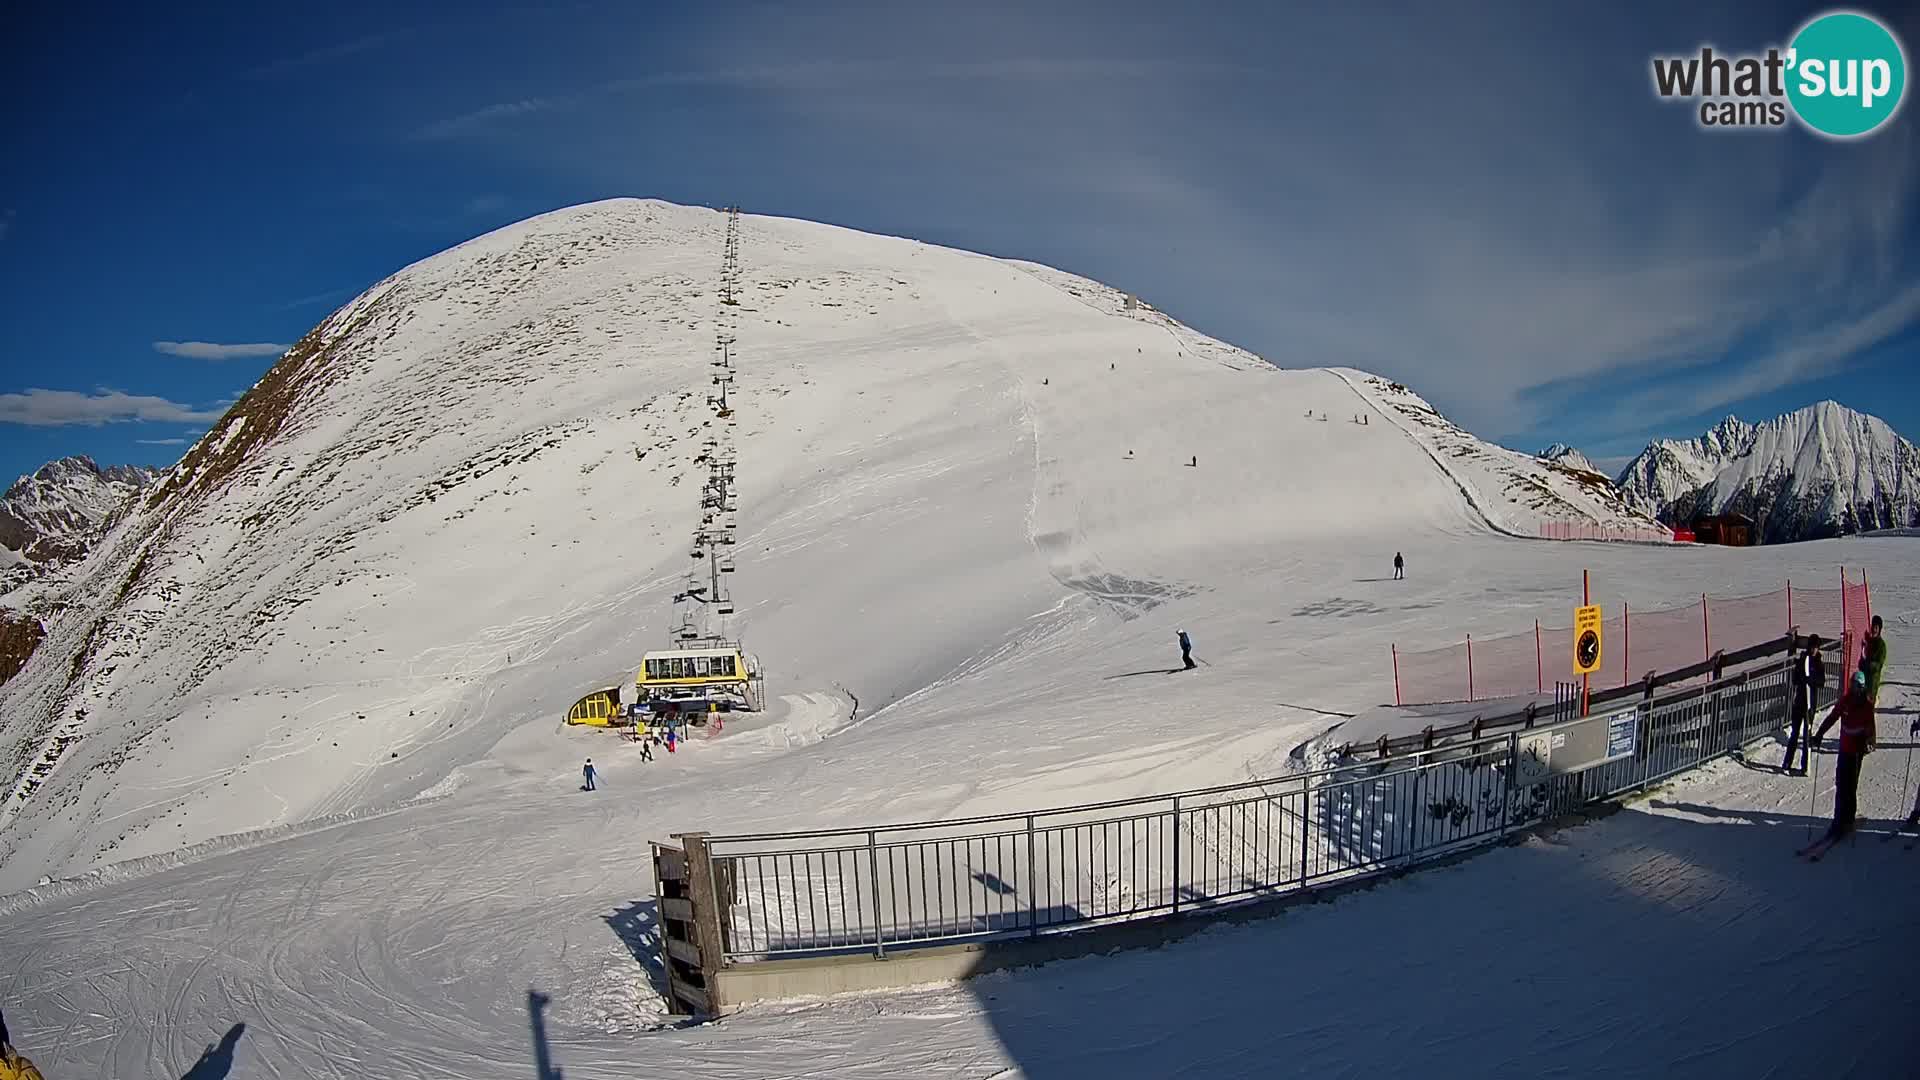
left=1839, top=571, right=1873, bottom=683
left=1539, top=521, right=1675, bottom=543
left=1391, top=573, right=1869, bottom=706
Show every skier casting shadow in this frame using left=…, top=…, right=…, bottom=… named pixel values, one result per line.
left=1177, top=630, right=1196, bottom=670
left=180, top=1022, right=245, bottom=1080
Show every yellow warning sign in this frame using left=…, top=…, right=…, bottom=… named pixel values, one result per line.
left=1573, top=604, right=1604, bottom=675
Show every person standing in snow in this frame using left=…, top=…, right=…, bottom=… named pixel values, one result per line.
left=1177, top=630, right=1195, bottom=670
left=1781, top=635, right=1824, bottom=774
left=1860, top=615, right=1886, bottom=702
left=639, top=736, right=654, bottom=763
left=582, top=758, right=597, bottom=792
left=666, top=727, right=678, bottom=753
left=1393, top=552, right=1405, bottom=580
left=1812, top=670, right=1876, bottom=843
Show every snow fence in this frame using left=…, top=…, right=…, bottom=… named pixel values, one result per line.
left=1391, top=571, right=1874, bottom=707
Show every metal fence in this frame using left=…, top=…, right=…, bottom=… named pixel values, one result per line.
left=696, top=657, right=1811, bottom=963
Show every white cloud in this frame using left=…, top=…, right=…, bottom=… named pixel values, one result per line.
left=415, top=99, right=564, bottom=140
left=0, top=389, right=229, bottom=428
left=243, top=31, right=408, bottom=80
left=136, top=438, right=191, bottom=446
left=153, top=341, right=288, bottom=361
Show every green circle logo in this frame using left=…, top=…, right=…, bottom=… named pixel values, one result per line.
left=1787, top=11, right=1907, bottom=137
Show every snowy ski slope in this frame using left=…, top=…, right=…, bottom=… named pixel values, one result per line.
left=1, top=199, right=1652, bottom=886
left=0, top=200, right=1913, bottom=1077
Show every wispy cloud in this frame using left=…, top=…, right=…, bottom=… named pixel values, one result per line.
left=243, top=31, right=408, bottom=81
left=0, top=390, right=229, bottom=428
left=270, top=288, right=353, bottom=312
left=136, top=438, right=191, bottom=446
left=415, top=98, right=565, bottom=140
left=153, top=341, right=287, bottom=361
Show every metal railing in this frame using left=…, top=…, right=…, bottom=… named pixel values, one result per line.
left=695, top=657, right=1812, bottom=963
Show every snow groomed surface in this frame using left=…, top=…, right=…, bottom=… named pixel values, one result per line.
left=0, top=201, right=1914, bottom=1077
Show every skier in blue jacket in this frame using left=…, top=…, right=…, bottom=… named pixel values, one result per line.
left=1177, top=630, right=1195, bottom=670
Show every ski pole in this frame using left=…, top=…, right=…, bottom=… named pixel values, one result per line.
left=1902, top=739, right=1914, bottom=828
left=1807, top=743, right=1820, bottom=842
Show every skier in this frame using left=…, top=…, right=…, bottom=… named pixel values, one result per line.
left=639, top=737, right=654, bottom=763
left=1804, top=670, right=1875, bottom=855
left=1177, top=629, right=1195, bottom=670
left=1860, top=615, right=1886, bottom=702
left=0, top=1008, right=44, bottom=1080
left=1781, top=635, right=1824, bottom=774
left=666, top=727, right=678, bottom=753
left=1393, top=552, right=1405, bottom=580
left=582, top=758, right=597, bottom=792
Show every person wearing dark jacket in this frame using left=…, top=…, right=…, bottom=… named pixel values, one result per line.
left=1781, top=636, right=1824, bottom=773
left=582, top=758, right=597, bottom=791
left=1177, top=630, right=1195, bottom=670
left=1393, top=552, right=1405, bottom=580
left=1813, top=670, right=1877, bottom=842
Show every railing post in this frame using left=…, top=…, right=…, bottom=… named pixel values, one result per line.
left=1535, top=620, right=1543, bottom=695
left=867, top=830, right=885, bottom=959
left=1498, top=733, right=1515, bottom=839
left=1170, top=795, right=1182, bottom=914
left=1622, top=602, right=1630, bottom=689
left=1786, top=580, right=1793, bottom=633
left=1025, top=814, right=1038, bottom=938
left=1297, top=783, right=1310, bottom=885
left=675, top=831, right=728, bottom=1012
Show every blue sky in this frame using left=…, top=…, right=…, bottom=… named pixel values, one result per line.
left=3, top=1, right=1916, bottom=485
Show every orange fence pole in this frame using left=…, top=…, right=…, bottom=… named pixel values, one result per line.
left=1466, top=634, right=1475, bottom=702
left=1392, top=644, right=1401, bottom=707
left=1701, top=593, right=1711, bottom=664
left=1535, top=620, right=1543, bottom=694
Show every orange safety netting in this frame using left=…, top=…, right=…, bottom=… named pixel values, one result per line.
left=1392, top=573, right=1874, bottom=706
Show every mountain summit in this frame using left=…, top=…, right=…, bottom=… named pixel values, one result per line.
left=0, top=455, right=160, bottom=570
left=1539, top=443, right=1602, bottom=476
left=0, top=198, right=1661, bottom=885
left=1616, top=401, right=1920, bottom=542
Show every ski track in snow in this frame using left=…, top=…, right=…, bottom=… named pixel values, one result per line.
left=0, top=200, right=1915, bottom=1077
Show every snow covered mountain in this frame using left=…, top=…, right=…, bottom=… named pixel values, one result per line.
left=0, top=198, right=1665, bottom=887
left=1, top=197, right=1916, bottom=1078
left=0, top=455, right=159, bottom=565
left=0, top=456, right=161, bottom=600
left=1616, top=403, right=1920, bottom=543
left=1539, top=443, right=1601, bottom=476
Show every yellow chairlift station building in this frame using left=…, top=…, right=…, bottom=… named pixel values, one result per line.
left=564, top=685, right=626, bottom=727
left=635, top=644, right=761, bottom=712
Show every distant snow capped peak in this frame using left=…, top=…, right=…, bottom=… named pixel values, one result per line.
left=1538, top=443, right=1602, bottom=475
left=1616, top=402, right=1920, bottom=542
left=1, top=455, right=162, bottom=567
